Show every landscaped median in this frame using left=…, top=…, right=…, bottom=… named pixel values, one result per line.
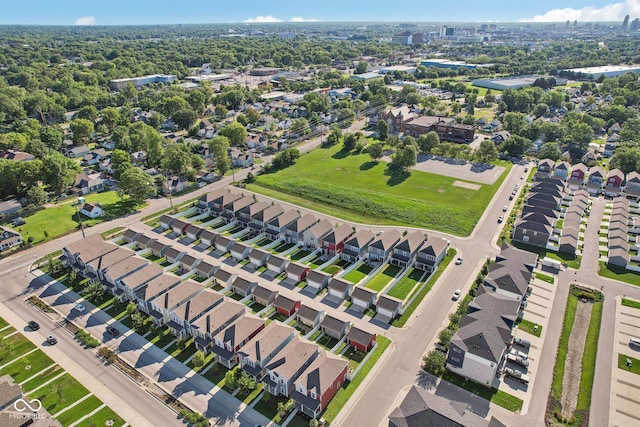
left=547, top=285, right=603, bottom=426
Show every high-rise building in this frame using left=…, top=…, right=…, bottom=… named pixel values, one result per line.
left=622, top=14, right=630, bottom=30
left=631, top=18, right=640, bottom=31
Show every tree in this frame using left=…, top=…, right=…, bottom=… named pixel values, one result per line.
left=611, top=145, right=640, bottom=174
left=214, top=104, right=227, bottom=120
left=377, top=119, right=388, bottom=141
left=41, top=152, right=80, bottom=194
left=237, top=371, right=257, bottom=394
left=224, top=370, right=237, bottom=390
left=192, top=351, right=205, bottom=369
left=343, top=133, right=358, bottom=151
left=26, top=186, right=47, bottom=207
left=245, top=107, right=260, bottom=125
left=355, top=61, right=368, bottom=74
left=501, top=135, right=533, bottom=158
left=159, top=95, right=188, bottom=117
left=82, top=281, right=105, bottom=301
left=131, top=312, right=146, bottom=330
left=475, top=139, right=498, bottom=163
left=209, top=136, right=230, bottom=176
left=368, top=143, right=384, bottom=162
left=191, top=154, right=205, bottom=171
left=172, top=108, right=198, bottom=130
left=40, top=126, right=64, bottom=151
left=69, top=118, right=94, bottom=145
left=538, top=142, right=562, bottom=161
left=100, top=106, right=121, bottom=131
left=218, top=122, right=247, bottom=147
left=118, top=167, right=156, bottom=204
left=503, top=112, right=527, bottom=136
left=291, top=118, right=309, bottom=136
left=76, top=105, right=98, bottom=122
left=272, top=148, right=301, bottom=170
left=422, top=350, right=446, bottom=376
left=393, top=144, right=417, bottom=170
left=111, top=149, right=133, bottom=180
left=418, top=131, right=439, bottom=154
left=326, top=127, right=342, bottom=146
left=145, top=129, right=165, bottom=168
left=162, top=143, right=192, bottom=175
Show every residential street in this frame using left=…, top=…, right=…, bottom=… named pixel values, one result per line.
left=1, top=136, right=639, bottom=427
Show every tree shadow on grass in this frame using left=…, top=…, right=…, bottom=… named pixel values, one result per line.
left=359, top=161, right=379, bottom=171
left=332, top=148, right=351, bottom=159
left=384, top=164, right=410, bottom=186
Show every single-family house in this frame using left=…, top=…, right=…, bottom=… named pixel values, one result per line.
left=350, top=287, right=377, bottom=311
left=159, top=215, right=175, bottom=231
left=340, top=230, right=375, bottom=263
left=512, top=218, right=553, bottom=247
left=214, top=236, right=234, bottom=254
left=231, top=276, right=257, bottom=298
left=554, top=161, right=570, bottom=180
left=296, top=305, right=325, bottom=329
left=303, top=219, right=333, bottom=249
left=122, top=229, right=139, bottom=244
left=568, top=163, right=587, bottom=190
left=0, top=226, right=22, bottom=251
left=376, top=295, right=403, bottom=319
left=229, top=242, right=251, bottom=261
left=2, top=149, right=35, bottom=162
left=0, top=199, right=22, bottom=217
left=161, top=176, right=189, bottom=195
left=149, top=240, right=170, bottom=259
left=320, top=223, right=354, bottom=256
left=291, top=352, right=349, bottom=419
left=608, top=247, right=630, bottom=267
left=178, top=253, right=201, bottom=272
left=238, top=322, right=297, bottom=379
left=147, top=279, right=204, bottom=326
left=213, top=267, right=238, bottom=289
left=198, top=230, right=218, bottom=248
left=327, top=277, right=353, bottom=301
left=66, top=145, right=91, bottom=158
left=170, top=219, right=189, bottom=236
left=368, top=230, right=402, bottom=263
left=210, top=314, right=266, bottom=368
left=265, top=209, right=300, bottom=241
left=251, top=285, right=279, bottom=307
left=196, top=188, right=229, bottom=213
left=184, top=224, right=203, bottom=241
left=320, top=315, right=350, bottom=340
left=305, top=270, right=330, bottom=293
left=266, top=255, right=290, bottom=276
left=389, top=231, right=425, bottom=268
left=262, top=336, right=319, bottom=397
left=167, top=288, right=225, bottom=336
left=625, top=171, right=640, bottom=199
left=346, top=326, right=376, bottom=352
left=415, top=237, right=449, bottom=272
left=284, top=213, right=317, bottom=244
left=73, top=172, right=104, bottom=195
left=248, top=248, right=270, bottom=268
left=163, top=247, right=184, bottom=265
left=274, top=295, right=301, bottom=318
left=605, top=168, right=624, bottom=197
left=133, top=234, right=157, bottom=251
left=534, top=159, right=554, bottom=181
left=80, top=202, right=103, bottom=219
left=286, top=262, right=310, bottom=283
left=586, top=166, right=604, bottom=195
left=195, top=260, right=217, bottom=280
left=191, top=300, right=247, bottom=349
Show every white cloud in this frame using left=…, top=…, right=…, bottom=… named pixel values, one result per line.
left=75, top=16, right=96, bottom=25
left=521, top=0, right=640, bottom=22
left=290, top=17, right=319, bottom=22
left=243, top=15, right=282, bottom=23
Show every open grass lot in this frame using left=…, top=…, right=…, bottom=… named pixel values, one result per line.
left=622, top=298, right=640, bottom=310
left=442, top=371, right=523, bottom=412
left=365, top=265, right=401, bottom=292
left=618, top=353, right=640, bottom=376
left=33, top=373, right=91, bottom=415
left=55, top=395, right=103, bottom=426
left=322, top=336, right=391, bottom=423
left=599, top=261, right=640, bottom=287
left=18, top=191, right=143, bottom=245
left=0, top=349, right=55, bottom=383
left=79, top=406, right=125, bottom=427
left=392, top=249, right=455, bottom=327
left=387, top=268, right=425, bottom=300
left=342, top=263, right=372, bottom=284
left=0, top=334, right=36, bottom=364
left=249, top=144, right=508, bottom=236
left=22, top=364, right=65, bottom=392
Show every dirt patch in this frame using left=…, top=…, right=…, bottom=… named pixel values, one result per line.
left=452, top=181, right=481, bottom=191
left=560, top=300, right=592, bottom=419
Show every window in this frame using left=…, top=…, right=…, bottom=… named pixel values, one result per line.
left=523, top=236, right=529, bottom=242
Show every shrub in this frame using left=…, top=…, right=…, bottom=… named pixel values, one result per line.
left=422, top=350, right=446, bottom=376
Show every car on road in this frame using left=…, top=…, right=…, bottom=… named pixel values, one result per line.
left=509, top=194, right=514, bottom=201
left=46, top=335, right=57, bottom=345
left=498, top=216, right=504, bottom=223
left=524, top=167, right=528, bottom=172
left=452, top=289, right=461, bottom=300
left=106, top=326, right=120, bottom=336
left=74, top=303, right=86, bottom=312
left=502, top=205, right=508, bottom=212
left=455, top=257, right=463, bottom=265
left=520, top=175, right=524, bottom=179
left=27, top=320, right=40, bottom=331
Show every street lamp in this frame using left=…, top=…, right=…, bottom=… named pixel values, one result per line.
left=75, top=197, right=86, bottom=239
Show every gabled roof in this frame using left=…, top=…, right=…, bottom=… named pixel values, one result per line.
left=191, top=300, right=246, bottom=334
left=213, top=267, right=235, bottom=283
left=213, top=314, right=264, bottom=350
left=484, top=261, right=532, bottom=297
left=293, top=351, right=348, bottom=398
left=135, top=273, right=181, bottom=300
left=452, top=305, right=513, bottom=363
left=286, top=213, right=317, bottom=233
left=249, top=247, right=269, bottom=261
left=274, top=294, right=300, bottom=312
left=240, top=201, right=269, bottom=218
left=297, top=305, right=323, bottom=323
left=173, top=288, right=224, bottom=322
left=369, top=229, right=402, bottom=251
left=322, top=223, right=353, bottom=245
left=343, top=229, right=375, bottom=249
left=132, top=233, right=156, bottom=247
left=184, top=224, right=203, bottom=237
left=232, top=276, right=256, bottom=293
left=286, top=262, right=308, bottom=277
left=418, top=236, right=448, bottom=258
left=199, top=229, right=218, bottom=244
left=394, top=231, right=425, bottom=254
left=238, top=321, right=295, bottom=362
left=230, top=242, right=250, bottom=255
left=320, top=314, right=349, bottom=333
left=497, top=243, right=538, bottom=268
left=328, top=277, right=352, bottom=293
left=87, top=247, right=134, bottom=272
left=119, top=262, right=163, bottom=289
left=253, top=204, right=284, bottom=223
left=306, top=269, right=330, bottom=284
left=351, top=286, right=377, bottom=301
left=267, top=255, right=289, bottom=268
left=228, top=196, right=255, bottom=213
left=196, top=260, right=217, bottom=276
left=376, top=295, right=402, bottom=312
left=514, top=219, right=552, bottom=234
left=346, top=326, right=375, bottom=346
left=268, top=209, right=299, bottom=228
left=154, top=279, right=203, bottom=310
left=252, top=284, right=278, bottom=302
left=104, top=256, right=148, bottom=281
left=307, top=219, right=333, bottom=240
left=264, top=336, right=318, bottom=380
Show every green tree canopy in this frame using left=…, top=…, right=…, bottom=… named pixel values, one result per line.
left=218, top=121, right=247, bottom=147
left=118, top=167, right=156, bottom=204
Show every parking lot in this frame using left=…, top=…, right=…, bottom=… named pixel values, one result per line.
left=497, top=271, right=558, bottom=414
left=609, top=297, right=640, bottom=426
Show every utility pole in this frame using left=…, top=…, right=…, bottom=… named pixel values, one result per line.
left=75, top=198, right=86, bottom=239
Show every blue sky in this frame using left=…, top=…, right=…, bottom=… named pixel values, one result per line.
left=1, top=0, right=637, bottom=25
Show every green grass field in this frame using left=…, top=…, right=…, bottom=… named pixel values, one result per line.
left=17, top=191, right=142, bottom=245
left=387, top=268, right=425, bottom=300
left=342, top=263, right=373, bottom=284
left=618, top=354, right=640, bottom=376
left=0, top=349, right=55, bottom=383
left=622, top=298, right=640, bottom=310
left=599, top=262, right=640, bottom=287
left=535, top=272, right=555, bottom=284
left=249, top=144, right=508, bottom=236
left=365, top=265, right=401, bottom=292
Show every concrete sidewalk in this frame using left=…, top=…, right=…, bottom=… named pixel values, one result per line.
left=33, top=272, right=271, bottom=427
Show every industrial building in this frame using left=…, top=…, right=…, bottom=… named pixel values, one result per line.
left=110, top=74, right=177, bottom=91
left=560, top=65, right=640, bottom=79
left=473, top=75, right=568, bottom=91
left=420, top=58, right=493, bottom=70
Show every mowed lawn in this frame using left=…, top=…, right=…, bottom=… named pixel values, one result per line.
left=250, top=144, right=508, bottom=236
left=17, top=191, right=143, bottom=245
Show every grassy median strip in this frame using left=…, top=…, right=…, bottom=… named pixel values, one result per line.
left=618, top=354, right=640, bottom=375
left=517, top=318, right=542, bottom=337
left=322, top=336, right=391, bottom=422
left=622, top=298, right=640, bottom=310
left=535, top=272, right=555, bottom=284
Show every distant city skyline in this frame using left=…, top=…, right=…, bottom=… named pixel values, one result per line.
left=1, top=0, right=639, bottom=26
